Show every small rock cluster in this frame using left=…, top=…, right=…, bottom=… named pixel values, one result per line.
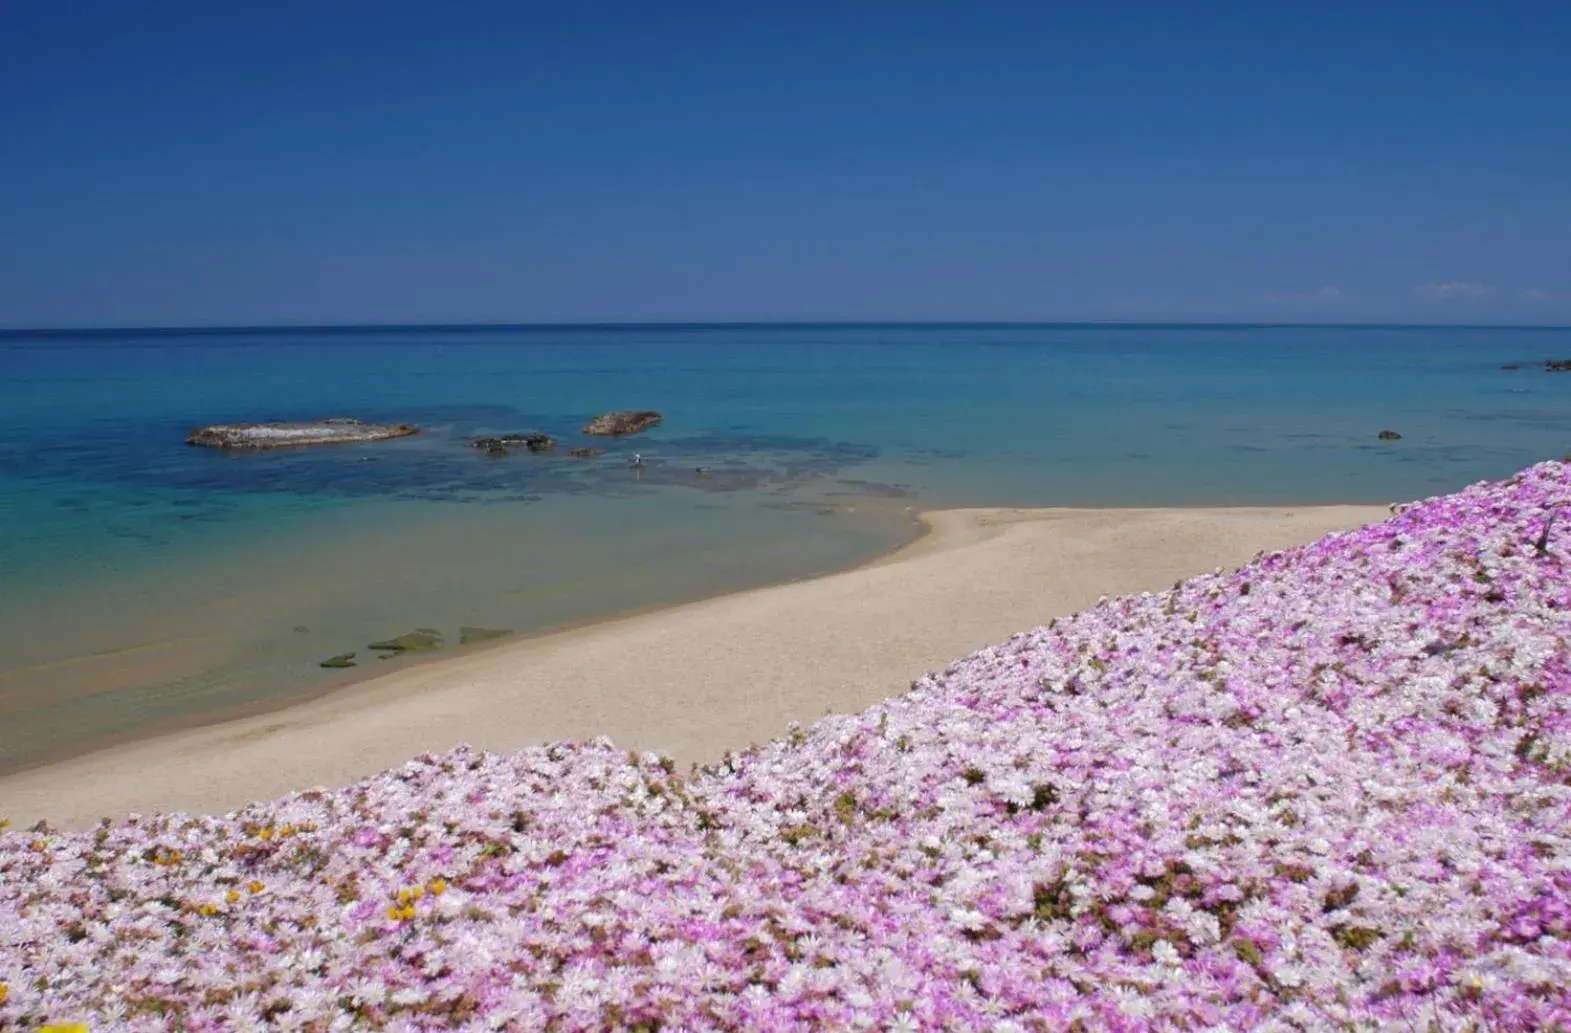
left=185, top=412, right=662, bottom=456
left=317, top=627, right=512, bottom=668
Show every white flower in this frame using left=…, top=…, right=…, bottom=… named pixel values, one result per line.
left=389, top=986, right=427, bottom=1006
left=950, top=907, right=988, bottom=931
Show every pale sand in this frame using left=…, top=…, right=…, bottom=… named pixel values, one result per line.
left=0, top=504, right=1386, bottom=829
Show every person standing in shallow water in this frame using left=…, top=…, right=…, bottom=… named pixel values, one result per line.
left=632, top=452, right=643, bottom=480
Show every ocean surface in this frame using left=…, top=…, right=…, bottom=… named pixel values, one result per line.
left=2, top=322, right=1568, bottom=772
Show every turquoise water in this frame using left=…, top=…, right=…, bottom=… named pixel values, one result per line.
left=2, top=323, right=1568, bottom=768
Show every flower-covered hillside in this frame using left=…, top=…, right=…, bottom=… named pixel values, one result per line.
left=3, top=463, right=1570, bottom=1032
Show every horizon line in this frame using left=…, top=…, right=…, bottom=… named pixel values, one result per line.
left=4, top=318, right=1571, bottom=338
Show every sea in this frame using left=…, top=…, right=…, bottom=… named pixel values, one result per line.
left=2, top=322, right=1568, bottom=772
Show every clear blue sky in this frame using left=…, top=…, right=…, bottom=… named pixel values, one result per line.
left=2, top=1, right=1568, bottom=327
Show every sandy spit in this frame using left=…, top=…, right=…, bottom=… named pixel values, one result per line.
left=0, top=504, right=1386, bottom=829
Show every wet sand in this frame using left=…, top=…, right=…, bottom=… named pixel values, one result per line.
left=0, top=504, right=1386, bottom=829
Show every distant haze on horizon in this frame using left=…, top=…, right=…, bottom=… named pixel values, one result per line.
left=2, top=2, right=1568, bottom=328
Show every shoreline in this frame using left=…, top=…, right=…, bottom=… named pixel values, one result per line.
left=0, top=503, right=1387, bottom=829
left=0, top=499, right=929, bottom=777
left=0, top=490, right=924, bottom=773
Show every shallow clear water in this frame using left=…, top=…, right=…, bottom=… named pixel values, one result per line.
left=2, top=323, right=1568, bottom=769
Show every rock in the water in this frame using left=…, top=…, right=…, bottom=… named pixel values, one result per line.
left=1501, top=363, right=1521, bottom=370
left=187, top=421, right=418, bottom=449
left=568, top=447, right=606, bottom=457
left=318, top=652, right=357, bottom=668
left=1545, top=360, right=1571, bottom=372
left=582, top=410, right=662, bottom=436
left=1378, top=429, right=1403, bottom=441
left=471, top=433, right=555, bottom=454
left=367, top=629, right=444, bottom=655
left=459, top=626, right=512, bottom=646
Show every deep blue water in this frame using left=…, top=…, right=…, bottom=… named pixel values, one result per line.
left=1, top=323, right=1568, bottom=767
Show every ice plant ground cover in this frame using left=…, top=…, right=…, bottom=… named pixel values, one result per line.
left=4, top=465, right=1571, bottom=1032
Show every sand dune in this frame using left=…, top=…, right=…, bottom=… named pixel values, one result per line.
left=0, top=504, right=1386, bottom=829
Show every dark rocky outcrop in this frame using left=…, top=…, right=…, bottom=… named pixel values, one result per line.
left=187, top=420, right=418, bottom=449
left=568, top=447, right=606, bottom=458
left=1378, top=430, right=1403, bottom=441
left=1545, top=360, right=1571, bottom=372
left=318, top=652, right=357, bottom=669
left=582, top=410, right=662, bottom=436
left=471, top=433, right=555, bottom=454
left=1501, top=363, right=1521, bottom=370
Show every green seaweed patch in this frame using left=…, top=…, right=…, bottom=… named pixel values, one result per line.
left=368, top=630, right=445, bottom=655
left=459, top=626, right=512, bottom=646
left=318, top=652, right=357, bottom=669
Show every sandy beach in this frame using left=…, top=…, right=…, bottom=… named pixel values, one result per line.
left=0, top=504, right=1386, bottom=829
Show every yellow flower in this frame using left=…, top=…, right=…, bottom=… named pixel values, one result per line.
left=40, top=1025, right=90, bottom=1033
left=0, top=982, right=7, bottom=1004
left=226, top=889, right=241, bottom=904
left=247, top=880, right=265, bottom=895
left=428, top=878, right=447, bottom=896
left=197, top=903, right=220, bottom=917
left=0, top=817, right=10, bottom=831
